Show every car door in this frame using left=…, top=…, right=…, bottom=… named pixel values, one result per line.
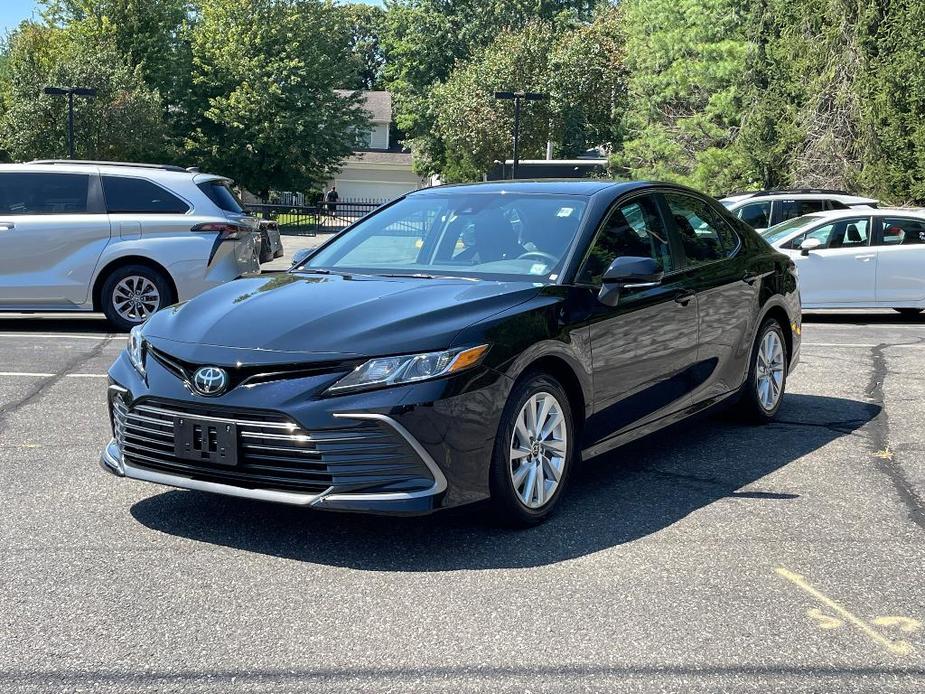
left=0, top=171, right=110, bottom=307
left=872, top=215, right=925, bottom=305
left=782, top=216, right=875, bottom=306
left=577, top=192, right=700, bottom=446
left=662, top=191, right=760, bottom=404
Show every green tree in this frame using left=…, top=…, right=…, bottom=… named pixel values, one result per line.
left=431, top=8, right=625, bottom=181
left=185, top=0, right=370, bottom=198
left=0, top=21, right=171, bottom=162
left=614, top=0, right=749, bottom=194
left=338, top=3, right=386, bottom=91
left=381, top=0, right=609, bottom=175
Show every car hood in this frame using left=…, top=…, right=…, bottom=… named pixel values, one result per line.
left=144, top=272, right=543, bottom=362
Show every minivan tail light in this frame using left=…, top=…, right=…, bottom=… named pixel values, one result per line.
left=191, top=222, right=246, bottom=240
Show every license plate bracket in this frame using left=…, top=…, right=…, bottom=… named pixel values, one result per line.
left=174, top=416, right=238, bottom=467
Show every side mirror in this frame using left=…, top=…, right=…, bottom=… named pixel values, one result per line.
left=800, top=238, right=822, bottom=256
left=598, top=256, right=664, bottom=307
left=290, top=248, right=313, bottom=268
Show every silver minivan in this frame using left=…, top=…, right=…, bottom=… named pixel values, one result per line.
left=0, top=160, right=261, bottom=330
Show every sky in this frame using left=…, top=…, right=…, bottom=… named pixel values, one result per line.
left=1, top=0, right=384, bottom=36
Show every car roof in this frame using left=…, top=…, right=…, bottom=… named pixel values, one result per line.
left=721, top=190, right=878, bottom=206
left=409, top=179, right=647, bottom=197
left=0, top=161, right=228, bottom=182
left=789, top=207, right=925, bottom=223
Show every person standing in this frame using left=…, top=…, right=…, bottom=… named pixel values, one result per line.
left=325, top=186, right=339, bottom=217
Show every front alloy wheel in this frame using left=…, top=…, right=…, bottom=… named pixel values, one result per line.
left=741, top=318, right=788, bottom=422
left=509, top=392, right=568, bottom=508
left=490, top=373, right=574, bottom=526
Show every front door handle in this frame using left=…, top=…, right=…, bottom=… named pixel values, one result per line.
left=855, top=254, right=875, bottom=261
left=742, top=272, right=759, bottom=286
left=673, top=289, right=696, bottom=306
left=0, top=221, right=15, bottom=231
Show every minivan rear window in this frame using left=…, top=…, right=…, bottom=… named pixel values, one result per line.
left=0, top=172, right=90, bottom=215
left=197, top=180, right=244, bottom=213
left=102, top=176, right=190, bottom=214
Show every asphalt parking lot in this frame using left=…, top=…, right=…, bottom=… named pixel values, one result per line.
left=1, top=311, right=923, bottom=693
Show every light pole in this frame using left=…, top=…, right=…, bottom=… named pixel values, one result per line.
left=494, top=91, right=548, bottom=179
left=43, top=86, right=98, bottom=159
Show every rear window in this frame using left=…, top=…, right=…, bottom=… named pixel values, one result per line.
left=102, top=176, right=190, bottom=214
left=197, top=180, right=244, bottom=213
left=0, top=172, right=91, bottom=215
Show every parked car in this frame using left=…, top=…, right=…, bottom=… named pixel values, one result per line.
left=0, top=160, right=261, bottom=331
left=257, top=219, right=284, bottom=263
left=761, top=208, right=925, bottom=314
left=720, top=189, right=878, bottom=232
left=101, top=180, right=801, bottom=525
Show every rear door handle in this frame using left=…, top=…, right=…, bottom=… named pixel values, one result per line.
left=742, top=272, right=759, bottom=286
left=0, top=222, right=14, bottom=231
left=855, top=254, right=875, bottom=261
left=674, top=289, right=696, bottom=306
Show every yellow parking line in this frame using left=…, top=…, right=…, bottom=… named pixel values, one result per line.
left=775, top=567, right=914, bottom=656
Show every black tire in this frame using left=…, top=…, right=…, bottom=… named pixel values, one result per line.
left=259, top=229, right=274, bottom=263
left=740, top=318, right=788, bottom=424
left=894, top=308, right=923, bottom=316
left=489, top=372, right=576, bottom=526
left=100, top=264, right=173, bottom=332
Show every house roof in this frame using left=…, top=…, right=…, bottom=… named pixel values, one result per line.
left=335, top=90, right=392, bottom=122
left=345, top=151, right=412, bottom=166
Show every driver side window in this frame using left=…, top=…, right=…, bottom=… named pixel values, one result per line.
left=577, top=195, right=671, bottom=285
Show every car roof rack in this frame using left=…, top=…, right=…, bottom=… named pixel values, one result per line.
left=27, top=160, right=190, bottom=173
left=725, top=188, right=854, bottom=199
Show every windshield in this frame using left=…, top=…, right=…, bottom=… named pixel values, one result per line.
left=761, top=214, right=825, bottom=245
left=303, top=192, right=588, bottom=280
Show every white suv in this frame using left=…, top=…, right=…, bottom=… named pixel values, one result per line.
left=720, top=189, right=878, bottom=232
left=0, top=160, right=261, bottom=330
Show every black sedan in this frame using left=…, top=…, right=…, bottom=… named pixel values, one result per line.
left=101, top=181, right=801, bottom=525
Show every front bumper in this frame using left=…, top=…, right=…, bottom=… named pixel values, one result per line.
left=101, top=350, right=510, bottom=515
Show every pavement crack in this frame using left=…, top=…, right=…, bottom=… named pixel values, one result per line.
left=865, top=343, right=925, bottom=532
left=0, top=334, right=113, bottom=431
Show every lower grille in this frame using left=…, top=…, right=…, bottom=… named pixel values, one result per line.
left=117, top=399, right=433, bottom=495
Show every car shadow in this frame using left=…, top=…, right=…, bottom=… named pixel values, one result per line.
left=0, top=315, right=116, bottom=334
left=802, top=310, right=924, bottom=325
left=130, top=393, right=879, bottom=571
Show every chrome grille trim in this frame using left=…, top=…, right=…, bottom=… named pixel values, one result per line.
left=133, top=403, right=296, bottom=430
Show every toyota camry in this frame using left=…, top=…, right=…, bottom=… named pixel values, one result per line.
left=101, top=181, right=801, bottom=525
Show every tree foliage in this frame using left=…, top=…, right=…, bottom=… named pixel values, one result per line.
left=0, top=21, right=171, bottom=162
left=184, top=0, right=370, bottom=197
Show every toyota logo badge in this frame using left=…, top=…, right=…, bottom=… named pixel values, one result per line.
left=192, top=366, right=228, bottom=396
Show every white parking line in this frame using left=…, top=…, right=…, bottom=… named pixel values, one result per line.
left=0, top=371, right=108, bottom=378
left=0, top=333, right=118, bottom=341
left=803, top=342, right=923, bottom=348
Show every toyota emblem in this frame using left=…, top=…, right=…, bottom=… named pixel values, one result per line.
left=191, top=366, right=229, bottom=396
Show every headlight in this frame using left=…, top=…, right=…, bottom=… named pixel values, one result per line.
left=128, top=324, right=146, bottom=376
left=328, top=344, right=489, bottom=394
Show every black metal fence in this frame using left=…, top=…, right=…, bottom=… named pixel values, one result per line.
left=244, top=200, right=382, bottom=236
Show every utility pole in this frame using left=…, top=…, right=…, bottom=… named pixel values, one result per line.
left=43, top=86, right=98, bottom=159
left=494, top=91, right=549, bottom=179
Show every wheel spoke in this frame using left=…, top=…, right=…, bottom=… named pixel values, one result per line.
left=512, top=462, right=530, bottom=489
left=510, top=446, right=531, bottom=461
left=544, top=437, right=566, bottom=456
left=522, top=465, right=537, bottom=506
left=540, top=409, right=562, bottom=441
left=543, top=456, right=562, bottom=482
left=534, top=463, right=545, bottom=506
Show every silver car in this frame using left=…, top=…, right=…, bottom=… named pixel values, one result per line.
left=0, top=160, right=260, bottom=330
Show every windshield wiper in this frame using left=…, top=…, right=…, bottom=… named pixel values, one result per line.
left=377, top=272, right=437, bottom=279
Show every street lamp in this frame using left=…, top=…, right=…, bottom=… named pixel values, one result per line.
left=494, top=91, right=548, bottom=179
left=43, top=86, right=98, bottom=159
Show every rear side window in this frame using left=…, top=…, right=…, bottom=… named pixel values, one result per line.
left=737, top=201, right=770, bottom=228
left=197, top=180, right=244, bottom=213
left=778, top=199, right=825, bottom=222
left=663, top=192, right=740, bottom=266
left=0, top=172, right=90, bottom=215
left=102, top=176, right=190, bottom=214
left=877, top=217, right=925, bottom=246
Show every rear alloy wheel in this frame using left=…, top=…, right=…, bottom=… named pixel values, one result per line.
left=741, top=318, right=788, bottom=423
left=101, top=264, right=172, bottom=331
left=894, top=308, right=923, bottom=316
left=490, top=373, right=574, bottom=526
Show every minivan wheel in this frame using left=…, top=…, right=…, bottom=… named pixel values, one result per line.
left=489, top=373, right=575, bottom=526
left=741, top=318, right=788, bottom=423
left=101, top=264, right=172, bottom=331
left=894, top=308, right=923, bottom=316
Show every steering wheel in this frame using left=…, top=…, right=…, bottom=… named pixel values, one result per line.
left=517, top=251, right=557, bottom=264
